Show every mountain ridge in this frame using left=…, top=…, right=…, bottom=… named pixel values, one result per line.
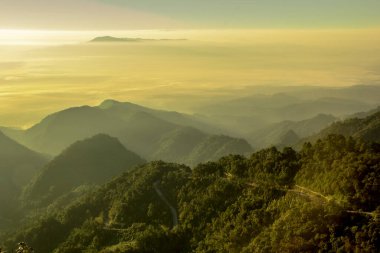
left=4, top=100, right=251, bottom=166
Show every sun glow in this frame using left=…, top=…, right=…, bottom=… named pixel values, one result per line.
left=1, top=29, right=379, bottom=127
left=0, top=29, right=91, bottom=45
left=0, top=29, right=59, bottom=45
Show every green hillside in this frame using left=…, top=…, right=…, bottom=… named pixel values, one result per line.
left=3, top=134, right=378, bottom=252
left=22, top=134, right=145, bottom=207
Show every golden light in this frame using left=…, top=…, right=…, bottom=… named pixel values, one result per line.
left=0, top=29, right=86, bottom=45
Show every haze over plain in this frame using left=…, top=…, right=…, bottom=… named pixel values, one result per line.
left=0, top=0, right=379, bottom=128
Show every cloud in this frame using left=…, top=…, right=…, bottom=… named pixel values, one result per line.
left=0, top=62, right=24, bottom=70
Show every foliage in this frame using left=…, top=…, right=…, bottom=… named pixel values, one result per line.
left=2, top=135, right=379, bottom=252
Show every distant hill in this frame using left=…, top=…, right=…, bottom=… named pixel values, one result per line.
left=6, top=100, right=251, bottom=166
left=249, top=114, right=337, bottom=148
left=193, top=85, right=380, bottom=137
left=0, top=131, right=47, bottom=220
left=22, top=134, right=145, bottom=207
left=276, top=97, right=371, bottom=121
left=90, top=36, right=148, bottom=42
left=99, top=99, right=220, bottom=134
left=276, top=129, right=301, bottom=148
left=185, top=134, right=252, bottom=165
left=288, top=84, right=380, bottom=105
left=90, top=36, right=187, bottom=43
left=21, top=106, right=126, bottom=154
left=346, top=106, right=380, bottom=119
left=304, top=111, right=380, bottom=144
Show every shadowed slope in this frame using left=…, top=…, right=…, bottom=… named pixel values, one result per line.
left=23, top=134, right=145, bottom=207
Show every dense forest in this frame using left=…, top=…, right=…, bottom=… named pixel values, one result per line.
left=1, top=134, right=378, bottom=252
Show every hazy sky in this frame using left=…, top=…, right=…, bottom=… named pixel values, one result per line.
left=0, top=1, right=380, bottom=127
left=1, top=0, right=380, bottom=29
left=1, top=29, right=379, bottom=127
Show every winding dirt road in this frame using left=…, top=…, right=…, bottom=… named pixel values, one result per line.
left=153, top=181, right=179, bottom=227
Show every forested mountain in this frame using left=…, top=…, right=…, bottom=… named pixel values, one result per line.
left=3, top=101, right=251, bottom=166
left=2, top=134, right=378, bottom=252
left=249, top=114, right=337, bottom=148
left=0, top=131, right=48, bottom=223
left=22, top=134, right=145, bottom=207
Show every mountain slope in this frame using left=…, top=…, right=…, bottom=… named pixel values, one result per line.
left=185, top=134, right=252, bottom=165
left=306, top=111, right=380, bottom=143
left=0, top=131, right=48, bottom=222
left=150, top=127, right=252, bottom=166
left=22, top=106, right=126, bottom=155
left=249, top=114, right=336, bottom=148
left=99, top=99, right=221, bottom=134
left=22, top=134, right=145, bottom=207
left=276, top=129, right=300, bottom=148
left=90, top=36, right=147, bottom=42
left=0, top=131, right=48, bottom=187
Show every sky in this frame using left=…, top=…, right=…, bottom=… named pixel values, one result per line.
left=0, top=0, right=380, bottom=127
left=0, top=0, right=380, bottom=29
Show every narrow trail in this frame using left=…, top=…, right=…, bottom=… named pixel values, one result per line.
left=294, top=185, right=329, bottom=201
left=153, top=181, right=179, bottom=227
left=290, top=185, right=377, bottom=218
left=102, top=227, right=129, bottom=232
left=346, top=210, right=376, bottom=217
left=226, top=173, right=377, bottom=219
